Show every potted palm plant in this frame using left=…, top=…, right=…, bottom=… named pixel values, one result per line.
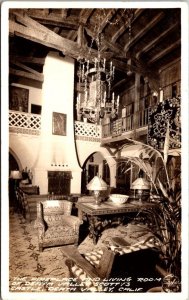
left=116, top=135, right=181, bottom=292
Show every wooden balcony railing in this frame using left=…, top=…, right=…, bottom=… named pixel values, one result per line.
left=102, top=108, right=149, bottom=138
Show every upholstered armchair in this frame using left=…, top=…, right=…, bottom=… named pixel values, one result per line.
left=36, top=200, right=82, bottom=252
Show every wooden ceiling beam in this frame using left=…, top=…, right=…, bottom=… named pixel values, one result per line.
left=10, top=55, right=45, bottom=64
left=97, top=9, right=117, bottom=33
left=26, top=11, right=78, bottom=29
left=79, top=9, right=94, bottom=24
left=136, top=22, right=179, bottom=59
left=9, top=17, right=113, bottom=62
left=85, top=27, right=125, bottom=57
left=66, top=9, right=94, bottom=41
left=111, top=9, right=144, bottom=43
left=9, top=67, right=44, bottom=82
left=60, top=9, right=68, bottom=19
left=124, top=11, right=165, bottom=52
left=10, top=60, right=42, bottom=76
left=77, top=25, right=85, bottom=47
left=148, top=39, right=181, bottom=64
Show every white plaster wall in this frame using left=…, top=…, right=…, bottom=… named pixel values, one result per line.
left=34, top=52, right=81, bottom=193
left=9, top=133, right=40, bottom=172
left=9, top=53, right=82, bottom=194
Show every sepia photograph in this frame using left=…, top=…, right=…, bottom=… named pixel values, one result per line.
left=1, top=1, right=188, bottom=300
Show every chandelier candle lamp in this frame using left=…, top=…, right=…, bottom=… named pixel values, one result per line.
left=87, top=175, right=108, bottom=206
left=76, top=36, right=119, bottom=124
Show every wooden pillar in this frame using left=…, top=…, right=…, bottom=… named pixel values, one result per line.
left=134, top=73, right=141, bottom=135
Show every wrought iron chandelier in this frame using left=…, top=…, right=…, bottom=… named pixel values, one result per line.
left=76, top=9, right=134, bottom=124
left=76, top=38, right=119, bottom=124
left=75, top=18, right=121, bottom=124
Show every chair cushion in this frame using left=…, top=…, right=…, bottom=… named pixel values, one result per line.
left=44, top=224, right=76, bottom=240
left=44, top=214, right=65, bottom=225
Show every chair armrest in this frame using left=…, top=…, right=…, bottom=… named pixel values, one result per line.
left=35, top=216, right=45, bottom=239
left=63, top=215, right=83, bottom=230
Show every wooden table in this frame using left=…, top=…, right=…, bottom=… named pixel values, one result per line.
left=76, top=200, right=156, bottom=244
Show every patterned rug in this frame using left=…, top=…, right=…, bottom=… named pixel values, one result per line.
left=8, top=211, right=156, bottom=293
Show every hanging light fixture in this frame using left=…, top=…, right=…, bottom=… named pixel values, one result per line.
left=76, top=34, right=119, bottom=124
left=75, top=9, right=134, bottom=124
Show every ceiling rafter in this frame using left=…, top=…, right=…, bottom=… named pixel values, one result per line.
left=9, top=8, right=180, bottom=91
left=79, top=9, right=94, bottom=24
left=9, top=15, right=113, bottom=61
left=10, top=60, right=43, bottom=76
left=60, top=9, right=68, bottom=18
left=65, top=9, right=94, bottom=41
left=124, top=11, right=165, bottom=52
left=85, top=27, right=125, bottom=57
left=148, top=39, right=181, bottom=64
left=10, top=55, right=45, bottom=64
left=26, top=10, right=78, bottom=30
left=97, top=9, right=117, bottom=33
left=10, top=12, right=160, bottom=87
left=136, top=22, right=179, bottom=59
left=111, top=9, right=144, bottom=44
left=10, top=67, right=44, bottom=82
left=77, top=25, right=85, bottom=48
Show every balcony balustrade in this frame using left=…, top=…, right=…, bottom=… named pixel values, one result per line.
left=102, top=108, right=149, bottom=138
left=74, top=121, right=102, bottom=141
left=9, top=109, right=148, bottom=140
left=9, top=110, right=41, bottom=135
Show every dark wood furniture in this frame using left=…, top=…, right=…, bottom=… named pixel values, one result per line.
left=76, top=200, right=156, bottom=244
left=16, top=187, right=71, bottom=221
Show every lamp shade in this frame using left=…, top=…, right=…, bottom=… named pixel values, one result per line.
left=131, top=177, right=150, bottom=190
left=87, top=176, right=108, bottom=191
left=10, top=170, right=22, bottom=179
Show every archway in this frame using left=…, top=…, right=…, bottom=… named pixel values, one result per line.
left=9, top=148, right=22, bottom=175
left=81, top=151, right=110, bottom=195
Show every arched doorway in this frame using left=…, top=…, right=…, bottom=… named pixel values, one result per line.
left=9, top=153, right=19, bottom=175
left=81, top=152, right=110, bottom=195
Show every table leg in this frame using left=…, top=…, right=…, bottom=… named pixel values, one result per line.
left=88, top=216, right=100, bottom=244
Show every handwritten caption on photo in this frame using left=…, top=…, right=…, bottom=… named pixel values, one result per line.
left=10, top=276, right=162, bottom=292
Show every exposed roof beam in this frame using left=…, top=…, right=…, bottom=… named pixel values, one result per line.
left=77, top=25, right=85, bottom=47
left=136, top=22, right=179, bottom=59
left=85, top=27, right=125, bottom=57
left=10, top=55, right=45, bottom=64
left=26, top=11, right=78, bottom=29
left=148, top=39, right=181, bottom=64
left=9, top=15, right=113, bottom=61
left=60, top=9, right=68, bottom=18
left=10, top=60, right=42, bottom=76
left=97, top=9, right=116, bottom=33
left=10, top=67, right=44, bottom=82
left=124, top=11, right=165, bottom=52
left=79, top=9, right=94, bottom=24
left=111, top=9, right=144, bottom=43
left=65, top=9, right=94, bottom=41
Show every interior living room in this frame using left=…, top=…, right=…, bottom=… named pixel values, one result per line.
left=2, top=5, right=186, bottom=296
